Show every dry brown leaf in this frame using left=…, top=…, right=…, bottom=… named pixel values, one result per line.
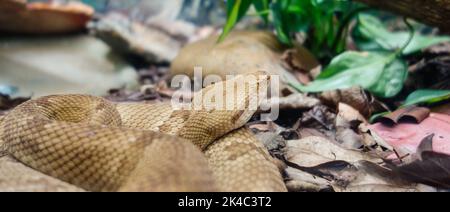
left=287, top=161, right=426, bottom=192
left=337, top=103, right=367, bottom=124
left=281, top=48, right=320, bottom=84
left=0, top=0, right=93, bottom=34
left=286, top=159, right=428, bottom=192
left=335, top=103, right=367, bottom=149
left=255, top=132, right=286, bottom=152
left=285, top=167, right=332, bottom=192
left=0, top=94, right=29, bottom=111
left=379, top=106, right=431, bottom=124
left=301, top=105, right=336, bottom=131
left=370, top=113, right=450, bottom=156
left=249, top=124, right=272, bottom=132
left=284, top=136, right=380, bottom=167
left=385, top=135, right=450, bottom=189
left=260, top=94, right=320, bottom=111
left=320, top=87, right=386, bottom=117
left=331, top=161, right=425, bottom=192
left=336, top=128, right=364, bottom=150
left=297, top=128, right=330, bottom=140
left=432, top=103, right=450, bottom=116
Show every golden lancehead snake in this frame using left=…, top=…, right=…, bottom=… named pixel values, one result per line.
left=0, top=73, right=287, bottom=192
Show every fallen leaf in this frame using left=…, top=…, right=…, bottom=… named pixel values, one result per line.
left=337, top=103, right=368, bottom=124
left=0, top=0, right=93, bottom=34
left=255, top=132, right=286, bottom=152
left=259, top=93, right=320, bottom=111
left=335, top=103, right=366, bottom=149
left=378, top=106, right=431, bottom=124
left=281, top=48, right=320, bottom=84
left=370, top=113, right=450, bottom=156
left=320, top=87, right=386, bottom=117
left=387, top=135, right=450, bottom=189
left=336, top=128, right=364, bottom=150
left=285, top=155, right=423, bottom=192
left=0, top=94, right=29, bottom=111
left=285, top=167, right=333, bottom=192
left=301, top=105, right=336, bottom=131
left=297, top=128, right=329, bottom=140
left=432, top=103, right=450, bottom=116
left=284, top=136, right=380, bottom=167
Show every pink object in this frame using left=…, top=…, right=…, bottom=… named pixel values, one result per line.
left=370, top=113, right=450, bottom=156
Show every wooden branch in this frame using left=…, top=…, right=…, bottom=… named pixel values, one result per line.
left=354, top=0, right=450, bottom=32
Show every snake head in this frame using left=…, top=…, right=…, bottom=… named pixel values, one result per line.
left=178, top=72, right=271, bottom=150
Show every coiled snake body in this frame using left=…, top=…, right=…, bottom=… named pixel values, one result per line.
left=0, top=73, right=286, bottom=192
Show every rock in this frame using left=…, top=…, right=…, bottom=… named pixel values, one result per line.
left=0, top=0, right=93, bottom=34
left=83, top=0, right=225, bottom=26
left=89, top=13, right=183, bottom=65
left=170, top=31, right=314, bottom=87
left=0, top=35, right=138, bottom=97
left=177, top=0, right=226, bottom=26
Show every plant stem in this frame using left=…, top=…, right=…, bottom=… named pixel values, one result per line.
left=330, top=6, right=371, bottom=53
left=396, top=17, right=415, bottom=56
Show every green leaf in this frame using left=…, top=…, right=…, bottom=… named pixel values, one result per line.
left=291, top=51, right=408, bottom=98
left=404, top=90, right=450, bottom=106
left=218, top=0, right=253, bottom=42
left=270, top=0, right=292, bottom=45
left=312, top=0, right=351, bottom=13
left=368, top=58, right=408, bottom=98
left=253, top=0, right=270, bottom=23
left=355, top=14, right=450, bottom=55
left=369, top=111, right=389, bottom=123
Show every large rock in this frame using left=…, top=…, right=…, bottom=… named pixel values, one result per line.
left=88, top=13, right=183, bottom=65
left=0, top=0, right=93, bottom=34
left=0, top=35, right=138, bottom=97
left=170, top=31, right=319, bottom=85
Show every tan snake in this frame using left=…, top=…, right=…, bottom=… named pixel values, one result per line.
left=0, top=73, right=287, bottom=192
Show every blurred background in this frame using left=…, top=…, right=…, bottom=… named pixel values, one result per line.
left=0, top=0, right=228, bottom=98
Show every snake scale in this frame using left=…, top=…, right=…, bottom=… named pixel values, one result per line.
left=0, top=73, right=287, bottom=192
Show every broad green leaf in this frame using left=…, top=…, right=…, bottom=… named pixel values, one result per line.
left=271, top=1, right=292, bottom=45
left=368, top=58, right=408, bottom=98
left=404, top=90, right=450, bottom=106
left=312, top=0, right=351, bottom=13
left=291, top=51, right=408, bottom=98
left=218, top=0, right=253, bottom=42
left=355, top=14, right=450, bottom=55
left=253, top=0, right=270, bottom=23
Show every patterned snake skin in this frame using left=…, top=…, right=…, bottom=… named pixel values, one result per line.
left=0, top=73, right=287, bottom=192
